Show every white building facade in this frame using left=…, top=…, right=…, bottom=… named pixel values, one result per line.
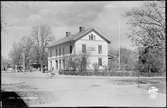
left=47, top=27, right=110, bottom=73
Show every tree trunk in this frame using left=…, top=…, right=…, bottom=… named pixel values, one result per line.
left=41, top=51, right=44, bottom=73
left=148, top=64, right=151, bottom=77
left=41, top=47, right=44, bottom=73
left=23, top=51, right=26, bottom=72
left=41, top=60, right=44, bottom=73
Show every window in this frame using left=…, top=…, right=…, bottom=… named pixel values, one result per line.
left=55, top=48, right=57, bottom=56
left=56, top=60, right=58, bottom=69
left=82, top=44, right=86, bottom=53
left=98, top=58, right=102, bottom=66
left=59, top=48, right=61, bottom=55
left=63, top=59, right=65, bottom=69
left=50, top=61, right=52, bottom=70
left=98, top=45, right=102, bottom=54
left=82, top=57, right=87, bottom=64
left=70, top=45, right=72, bottom=54
left=82, top=57, right=87, bottom=70
left=89, top=34, right=95, bottom=40
left=63, top=47, right=65, bottom=55
left=91, top=34, right=94, bottom=40
left=50, top=49, right=52, bottom=57
left=51, top=48, right=53, bottom=56
left=59, top=60, right=61, bottom=69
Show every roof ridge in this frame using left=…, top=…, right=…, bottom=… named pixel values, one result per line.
left=47, top=27, right=110, bottom=47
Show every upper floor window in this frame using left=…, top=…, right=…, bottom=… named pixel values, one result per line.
left=82, top=44, right=86, bottom=53
left=56, top=48, right=57, bottom=56
left=50, top=48, right=52, bottom=57
left=91, top=34, right=94, bottom=40
left=63, top=47, right=65, bottom=55
left=59, top=48, right=61, bottom=55
left=89, top=34, right=95, bottom=40
left=98, top=45, right=102, bottom=54
left=70, top=45, right=72, bottom=54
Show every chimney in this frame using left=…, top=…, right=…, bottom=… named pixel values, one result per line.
left=79, top=26, right=85, bottom=32
left=66, top=32, right=71, bottom=37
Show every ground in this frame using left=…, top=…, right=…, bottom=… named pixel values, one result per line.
left=1, top=71, right=166, bottom=107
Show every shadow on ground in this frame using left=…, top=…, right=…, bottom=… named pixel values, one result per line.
left=1, top=91, right=28, bottom=108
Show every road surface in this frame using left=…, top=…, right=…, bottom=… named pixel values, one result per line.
left=1, top=71, right=166, bottom=107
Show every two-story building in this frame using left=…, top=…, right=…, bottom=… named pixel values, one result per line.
left=47, top=26, right=110, bottom=73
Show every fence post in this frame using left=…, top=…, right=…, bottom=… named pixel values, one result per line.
left=137, top=70, right=140, bottom=88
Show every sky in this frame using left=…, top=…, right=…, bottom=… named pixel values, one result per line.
left=1, top=1, right=146, bottom=59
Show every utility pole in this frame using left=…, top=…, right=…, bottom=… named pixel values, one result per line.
left=137, top=47, right=141, bottom=88
left=118, top=20, right=121, bottom=71
left=38, top=25, right=44, bottom=73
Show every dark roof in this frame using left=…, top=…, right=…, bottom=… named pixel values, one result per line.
left=47, top=28, right=111, bottom=47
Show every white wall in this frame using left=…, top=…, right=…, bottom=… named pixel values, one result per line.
left=75, top=31, right=108, bottom=55
left=48, top=31, right=109, bottom=71
left=75, top=31, right=108, bottom=69
left=87, top=56, right=108, bottom=69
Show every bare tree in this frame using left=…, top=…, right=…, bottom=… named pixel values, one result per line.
left=125, top=1, right=165, bottom=74
left=8, top=24, right=54, bottom=72
left=76, top=53, right=90, bottom=72
left=66, top=52, right=90, bottom=72
left=66, top=55, right=77, bottom=71
left=126, top=1, right=165, bottom=48
left=1, top=56, right=10, bottom=71
left=9, top=42, right=23, bottom=71
left=108, top=48, right=119, bottom=72
left=20, top=36, right=34, bottom=71
left=8, top=36, right=33, bottom=72
left=31, top=24, right=55, bottom=73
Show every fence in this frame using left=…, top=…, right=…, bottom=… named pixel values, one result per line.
left=59, top=70, right=165, bottom=77
left=59, top=70, right=137, bottom=76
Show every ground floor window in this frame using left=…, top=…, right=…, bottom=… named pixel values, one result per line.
left=50, top=61, right=52, bottom=70
left=59, top=60, right=61, bottom=69
left=63, top=59, right=65, bottom=70
left=98, top=58, right=102, bottom=66
left=56, top=60, right=58, bottom=69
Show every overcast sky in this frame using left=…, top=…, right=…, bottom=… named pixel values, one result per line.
left=1, top=1, right=146, bottom=59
